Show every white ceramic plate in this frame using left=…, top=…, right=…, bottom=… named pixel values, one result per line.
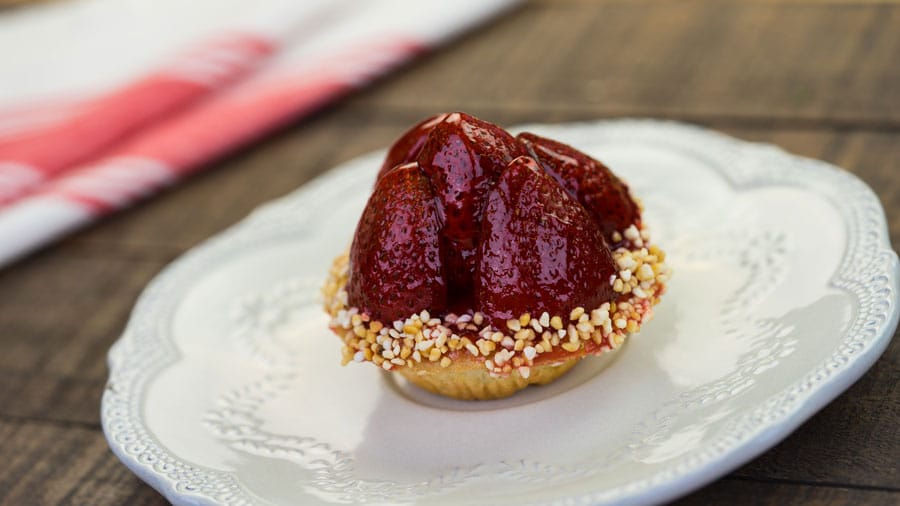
left=102, top=120, right=899, bottom=506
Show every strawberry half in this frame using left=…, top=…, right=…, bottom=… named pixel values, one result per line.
left=377, top=113, right=448, bottom=181
left=476, top=156, right=616, bottom=325
left=416, top=112, right=525, bottom=305
left=518, top=132, right=640, bottom=243
left=348, top=162, right=447, bottom=323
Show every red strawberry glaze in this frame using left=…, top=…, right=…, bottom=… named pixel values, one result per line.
left=414, top=112, right=525, bottom=304
left=517, top=132, right=641, bottom=244
left=377, top=113, right=448, bottom=180
left=347, top=162, right=447, bottom=323
left=476, top=156, right=617, bottom=326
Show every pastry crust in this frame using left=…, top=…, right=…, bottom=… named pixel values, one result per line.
left=396, top=356, right=580, bottom=400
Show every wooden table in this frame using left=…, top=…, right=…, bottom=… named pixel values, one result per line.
left=1, top=1, right=898, bottom=504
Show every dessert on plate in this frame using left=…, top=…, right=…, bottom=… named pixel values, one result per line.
left=323, top=112, right=670, bottom=400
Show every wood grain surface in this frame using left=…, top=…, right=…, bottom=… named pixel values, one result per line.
left=1, top=0, right=898, bottom=504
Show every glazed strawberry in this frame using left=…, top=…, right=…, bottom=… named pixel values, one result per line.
left=476, top=156, right=617, bottom=324
left=377, top=113, right=448, bottom=180
left=416, top=112, right=525, bottom=304
left=518, top=132, right=640, bottom=243
left=348, top=162, right=447, bottom=322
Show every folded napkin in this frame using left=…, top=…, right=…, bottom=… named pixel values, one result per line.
left=0, top=0, right=519, bottom=267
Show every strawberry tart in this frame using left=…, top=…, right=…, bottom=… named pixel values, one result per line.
left=323, top=113, right=670, bottom=400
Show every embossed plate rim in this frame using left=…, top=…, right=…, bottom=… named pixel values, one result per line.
left=102, top=119, right=900, bottom=506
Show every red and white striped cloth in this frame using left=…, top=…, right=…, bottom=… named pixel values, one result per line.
left=0, top=0, right=519, bottom=267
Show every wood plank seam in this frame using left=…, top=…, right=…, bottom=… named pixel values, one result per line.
left=0, top=412, right=102, bottom=431
left=727, top=475, right=900, bottom=493
left=343, top=103, right=900, bottom=133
